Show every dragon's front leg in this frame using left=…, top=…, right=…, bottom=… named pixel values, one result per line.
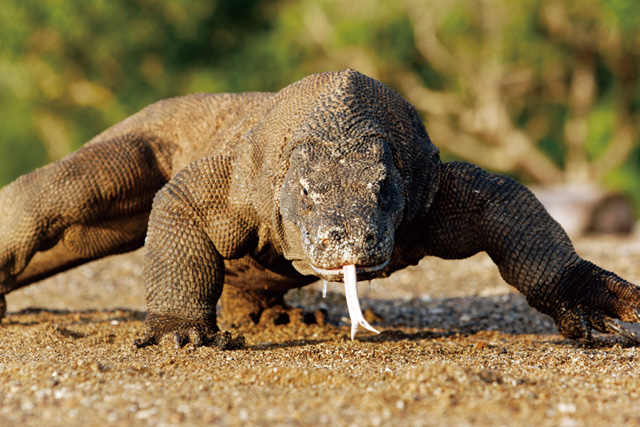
left=408, top=161, right=640, bottom=342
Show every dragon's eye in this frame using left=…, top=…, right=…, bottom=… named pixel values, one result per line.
left=299, top=181, right=313, bottom=212
left=379, top=179, right=387, bottom=197
left=378, top=178, right=392, bottom=209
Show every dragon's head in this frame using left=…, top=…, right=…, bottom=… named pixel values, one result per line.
left=271, top=69, right=439, bottom=339
left=280, top=137, right=404, bottom=282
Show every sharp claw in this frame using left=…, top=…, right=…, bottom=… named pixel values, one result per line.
left=581, top=315, right=592, bottom=341
left=603, top=317, right=640, bottom=344
left=133, top=339, right=147, bottom=348
left=188, top=327, right=203, bottom=346
left=173, top=331, right=187, bottom=349
left=133, top=335, right=156, bottom=349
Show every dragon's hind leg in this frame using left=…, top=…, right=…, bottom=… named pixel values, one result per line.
left=0, top=135, right=170, bottom=311
left=220, top=285, right=326, bottom=327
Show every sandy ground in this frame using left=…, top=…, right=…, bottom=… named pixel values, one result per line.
left=1, top=236, right=640, bottom=426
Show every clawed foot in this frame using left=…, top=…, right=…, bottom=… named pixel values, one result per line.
left=134, top=329, right=245, bottom=350
left=134, top=314, right=245, bottom=350
left=553, top=261, right=640, bottom=344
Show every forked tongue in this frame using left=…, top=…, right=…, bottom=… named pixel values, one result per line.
left=343, top=264, right=380, bottom=340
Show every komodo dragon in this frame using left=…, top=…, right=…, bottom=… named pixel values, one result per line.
left=1, top=69, right=639, bottom=348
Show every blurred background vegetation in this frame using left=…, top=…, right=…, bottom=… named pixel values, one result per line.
left=1, top=0, right=640, bottom=210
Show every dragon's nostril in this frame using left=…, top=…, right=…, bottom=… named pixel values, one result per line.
left=315, top=227, right=345, bottom=250
left=318, top=237, right=330, bottom=249
left=365, top=232, right=376, bottom=248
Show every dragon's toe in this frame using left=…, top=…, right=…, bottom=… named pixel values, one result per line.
left=593, top=314, right=640, bottom=344
left=553, top=263, right=640, bottom=344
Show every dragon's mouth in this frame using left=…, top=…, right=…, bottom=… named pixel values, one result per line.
left=310, top=258, right=390, bottom=280
left=310, top=259, right=390, bottom=341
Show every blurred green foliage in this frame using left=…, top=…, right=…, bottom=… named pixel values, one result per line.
left=1, top=0, right=639, bottom=210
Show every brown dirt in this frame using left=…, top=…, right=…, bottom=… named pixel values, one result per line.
left=2, top=236, right=640, bottom=426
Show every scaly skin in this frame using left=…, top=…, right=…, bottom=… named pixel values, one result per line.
left=0, top=69, right=638, bottom=348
